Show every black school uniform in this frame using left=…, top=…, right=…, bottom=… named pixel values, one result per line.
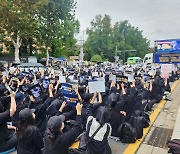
left=0, top=110, right=18, bottom=152
left=43, top=115, right=82, bottom=154
left=17, top=125, right=44, bottom=154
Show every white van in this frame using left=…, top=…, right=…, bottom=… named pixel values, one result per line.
left=143, top=53, right=153, bottom=64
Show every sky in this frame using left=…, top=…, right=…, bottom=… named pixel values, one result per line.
left=75, top=0, right=180, bottom=47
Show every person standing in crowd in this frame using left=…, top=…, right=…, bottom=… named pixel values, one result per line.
left=0, top=91, right=18, bottom=152
left=43, top=103, right=83, bottom=154
left=16, top=108, right=44, bottom=154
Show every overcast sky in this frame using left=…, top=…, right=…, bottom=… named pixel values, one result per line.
left=75, top=0, right=180, bottom=47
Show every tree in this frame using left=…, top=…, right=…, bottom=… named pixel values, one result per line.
left=84, top=15, right=149, bottom=62
left=0, top=0, right=47, bottom=63
left=90, top=54, right=102, bottom=62
left=85, top=14, right=113, bottom=61
left=37, top=0, right=79, bottom=66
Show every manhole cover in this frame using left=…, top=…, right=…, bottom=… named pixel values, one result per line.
left=147, top=127, right=173, bottom=149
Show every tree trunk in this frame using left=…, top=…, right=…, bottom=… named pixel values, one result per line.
left=46, top=47, right=49, bottom=66
left=15, top=45, right=20, bottom=63
left=29, top=38, right=33, bottom=56
left=11, top=34, right=22, bottom=64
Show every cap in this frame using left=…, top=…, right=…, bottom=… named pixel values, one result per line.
left=19, top=108, right=35, bottom=120
left=0, top=85, right=7, bottom=96
left=15, top=93, right=25, bottom=104
left=47, top=115, right=65, bottom=131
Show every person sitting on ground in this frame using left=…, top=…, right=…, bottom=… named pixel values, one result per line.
left=0, top=91, right=18, bottom=152
left=16, top=108, right=44, bottom=154
left=86, top=92, right=112, bottom=154
left=43, top=103, right=83, bottom=154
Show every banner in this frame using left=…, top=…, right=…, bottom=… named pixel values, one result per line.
left=88, top=80, right=105, bottom=93
left=92, top=72, right=98, bottom=77
left=116, top=75, right=128, bottom=84
left=61, top=83, right=72, bottom=92
left=62, top=92, right=78, bottom=107
left=59, top=76, right=66, bottom=83
left=109, top=74, right=116, bottom=83
left=161, top=64, right=172, bottom=78
left=126, top=74, right=134, bottom=82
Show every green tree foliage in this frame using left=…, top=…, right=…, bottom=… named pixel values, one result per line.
left=85, top=15, right=113, bottom=61
left=90, top=54, right=102, bottom=62
left=37, top=0, right=80, bottom=65
left=0, top=0, right=79, bottom=64
left=0, top=0, right=47, bottom=63
left=85, top=15, right=150, bottom=62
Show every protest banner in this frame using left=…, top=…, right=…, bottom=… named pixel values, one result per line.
left=92, top=72, right=98, bottom=77
left=61, top=83, right=72, bottom=92
left=116, top=75, right=128, bottom=84
left=109, top=74, right=116, bottom=83
left=62, top=92, right=78, bottom=107
left=59, top=76, right=66, bottom=83
left=88, top=80, right=105, bottom=93
left=127, top=74, right=134, bottom=82
left=161, top=64, right=172, bottom=78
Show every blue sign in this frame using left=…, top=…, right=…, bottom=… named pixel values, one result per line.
left=154, top=53, right=180, bottom=64
left=155, top=39, right=180, bottom=53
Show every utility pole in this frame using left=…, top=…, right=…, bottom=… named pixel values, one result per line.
left=79, top=30, right=85, bottom=63
left=114, top=45, right=119, bottom=63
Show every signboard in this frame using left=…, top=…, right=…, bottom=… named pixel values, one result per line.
left=70, top=56, right=79, bottom=60
left=155, top=39, right=180, bottom=53
left=92, top=72, right=98, bottom=77
left=161, top=64, right=172, bottom=78
left=116, top=75, right=128, bottom=84
left=109, top=74, right=116, bottom=83
left=154, top=53, right=180, bottom=64
left=59, top=76, right=66, bottom=83
left=88, top=80, right=105, bottom=93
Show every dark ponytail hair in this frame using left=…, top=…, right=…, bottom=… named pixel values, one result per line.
left=0, top=100, right=4, bottom=113
left=17, top=115, right=35, bottom=140
left=45, top=126, right=62, bottom=144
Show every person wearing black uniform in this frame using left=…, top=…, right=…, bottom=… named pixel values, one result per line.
left=16, top=108, right=44, bottom=154
left=0, top=91, right=18, bottom=152
left=43, top=103, right=83, bottom=154
left=86, top=92, right=112, bottom=154
left=29, top=84, right=54, bottom=136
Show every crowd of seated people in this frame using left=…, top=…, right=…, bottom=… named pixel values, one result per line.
left=0, top=63, right=179, bottom=154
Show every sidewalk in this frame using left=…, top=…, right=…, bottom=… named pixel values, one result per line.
left=137, top=80, right=180, bottom=154
left=171, top=105, right=180, bottom=140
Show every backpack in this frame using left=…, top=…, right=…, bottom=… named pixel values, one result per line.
left=129, top=116, right=143, bottom=139
left=168, top=139, right=180, bottom=154
left=134, top=110, right=150, bottom=128
left=118, top=122, right=137, bottom=143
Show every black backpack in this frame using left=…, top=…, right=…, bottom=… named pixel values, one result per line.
left=134, top=110, right=150, bottom=128
left=168, top=139, right=180, bottom=154
left=129, top=116, right=143, bottom=139
left=118, top=122, right=137, bottom=143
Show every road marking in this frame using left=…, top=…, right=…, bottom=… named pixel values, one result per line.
left=123, top=80, right=179, bottom=154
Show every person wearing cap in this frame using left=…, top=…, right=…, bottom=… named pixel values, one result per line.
left=0, top=91, right=18, bottom=152
left=12, top=92, right=26, bottom=126
left=43, top=103, right=83, bottom=154
left=16, top=108, right=44, bottom=154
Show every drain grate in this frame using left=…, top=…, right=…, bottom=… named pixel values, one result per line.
left=147, top=127, right=173, bottom=149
